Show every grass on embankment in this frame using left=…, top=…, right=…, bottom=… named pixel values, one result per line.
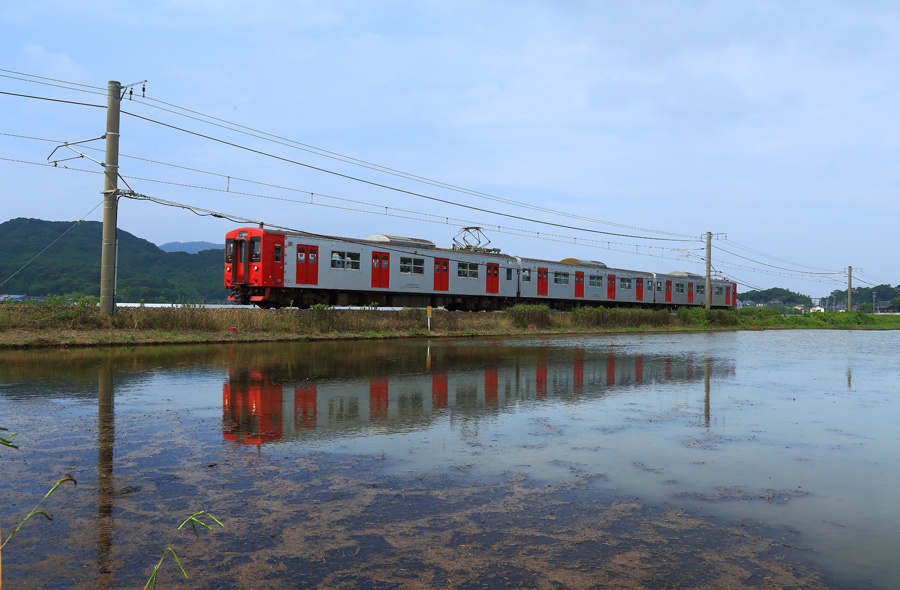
left=1, top=301, right=897, bottom=349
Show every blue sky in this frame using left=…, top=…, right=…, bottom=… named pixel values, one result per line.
left=1, top=1, right=898, bottom=298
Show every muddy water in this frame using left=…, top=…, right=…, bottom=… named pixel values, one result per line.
left=0, top=330, right=896, bottom=589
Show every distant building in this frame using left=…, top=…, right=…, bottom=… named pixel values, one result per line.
left=875, top=301, right=896, bottom=313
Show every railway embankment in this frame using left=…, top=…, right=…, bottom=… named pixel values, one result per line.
left=1, top=302, right=897, bottom=349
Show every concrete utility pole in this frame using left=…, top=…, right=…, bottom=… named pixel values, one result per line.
left=847, top=266, right=852, bottom=312
left=99, top=81, right=122, bottom=315
left=704, top=231, right=712, bottom=310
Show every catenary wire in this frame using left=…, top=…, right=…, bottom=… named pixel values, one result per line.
left=121, top=110, right=696, bottom=244
left=0, top=73, right=107, bottom=98
left=713, top=244, right=843, bottom=276
left=0, top=90, right=103, bottom=108
left=128, top=93, right=696, bottom=239
left=118, top=190, right=706, bottom=271
left=0, top=154, right=699, bottom=267
left=721, top=239, right=840, bottom=273
left=0, top=144, right=859, bottom=288
left=0, top=68, right=107, bottom=92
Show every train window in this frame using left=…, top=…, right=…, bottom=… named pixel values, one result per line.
left=330, top=251, right=361, bottom=270
left=400, top=257, right=425, bottom=275
left=522, top=269, right=531, bottom=282
left=553, top=272, right=570, bottom=285
left=675, top=283, right=685, bottom=294
left=715, top=286, right=724, bottom=296
left=250, top=237, right=261, bottom=262
left=657, top=281, right=663, bottom=291
left=506, top=268, right=513, bottom=281
left=225, top=239, right=235, bottom=263
left=619, top=277, right=633, bottom=290
left=697, top=285, right=705, bottom=294
left=457, top=262, right=478, bottom=279
left=274, top=244, right=282, bottom=263
left=589, top=274, right=602, bottom=287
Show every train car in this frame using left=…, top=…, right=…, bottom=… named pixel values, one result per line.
left=224, top=225, right=737, bottom=310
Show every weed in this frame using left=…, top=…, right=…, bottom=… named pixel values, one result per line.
left=0, top=427, right=17, bottom=453
left=1, top=475, right=77, bottom=552
left=144, top=510, right=224, bottom=590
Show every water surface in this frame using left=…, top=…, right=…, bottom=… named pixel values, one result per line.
left=0, top=330, right=896, bottom=589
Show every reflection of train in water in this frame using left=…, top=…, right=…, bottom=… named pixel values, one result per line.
left=225, top=225, right=738, bottom=310
left=222, top=344, right=735, bottom=445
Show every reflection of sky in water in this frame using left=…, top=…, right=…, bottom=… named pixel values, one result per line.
left=1, top=330, right=898, bottom=588
left=215, top=331, right=900, bottom=588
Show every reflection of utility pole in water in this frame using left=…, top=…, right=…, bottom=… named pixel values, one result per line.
left=97, top=364, right=115, bottom=583
left=704, top=358, right=712, bottom=428
left=846, top=367, right=852, bottom=389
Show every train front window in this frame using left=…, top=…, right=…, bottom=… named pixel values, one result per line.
left=274, top=244, right=282, bottom=263
left=250, top=237, right=262, bottom=262
left=225, top=239, right=235, bottom=263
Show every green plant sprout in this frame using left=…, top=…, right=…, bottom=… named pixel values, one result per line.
left=1, top=474, right=77, bottom=550
left=144, top=510, right=224, bottom=590
left=0, top=427, right=17, bottom=452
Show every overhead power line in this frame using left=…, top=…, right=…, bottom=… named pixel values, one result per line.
left=116, top=190, right=702, bottom=268
left=0, top=89, right=103, bottom=109
left=0, top=153, right=700, bottom=267
left=121, top=109, right=696, bottom=244
left=128, top=93, right=695, bottom=239
left=713, top=244, right=842, bottom=276
left=0, top=68, right=106, bottom=92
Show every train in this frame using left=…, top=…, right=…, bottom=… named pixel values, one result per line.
left=224, top=225, right=736, bottom=310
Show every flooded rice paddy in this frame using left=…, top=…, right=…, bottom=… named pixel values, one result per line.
left=0, top=330, right=897, bottom=589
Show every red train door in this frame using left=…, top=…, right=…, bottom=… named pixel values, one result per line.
left=607, top=274, right=616, bottom=300
left=665, top=280, right=673, bottom=303
left=537, top=268, right=549, bottom=296
left=486, top=263, right=499, bottom=294
left=295, top=245, right=318, bottom=285
left=725, top=285, right=732, bottom=306
left=371, top=252, right=390, bottom=288
left=687, top=282, right=694, bottom=304
left=732, top=283, right=737, bottom=307
left=433, top=258, right=449, bottom=291
left=369, top=377, right=389, bottom=420
left=635, top=278, right=644, bottom=302
left=484, top=368, right=498, bottom=405
left=294, top=384, right=317, bottom=429
left=432, top=372, right=448, bottom=409
left=575, top=272, right=584, bottom=298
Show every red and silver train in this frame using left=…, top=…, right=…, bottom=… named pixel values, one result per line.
left=224, top=225, right=737, bottom=310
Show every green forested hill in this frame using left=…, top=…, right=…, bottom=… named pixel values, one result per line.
left=0, top=218, right=227, bottom=302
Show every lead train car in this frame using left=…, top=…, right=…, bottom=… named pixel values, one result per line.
left=224, top=226, right=737, bottom=310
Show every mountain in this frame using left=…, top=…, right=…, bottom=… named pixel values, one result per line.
left=159, top=240, right=221, bottom=254
left=0, top=218, right=227, bottom=303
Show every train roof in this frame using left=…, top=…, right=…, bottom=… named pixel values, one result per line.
left=364, top=234, right=436, bottom=249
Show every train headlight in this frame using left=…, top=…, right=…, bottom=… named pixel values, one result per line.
left=254, top=265, right=258, bottom=271
left=226, top=266, right=231, bottom=272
